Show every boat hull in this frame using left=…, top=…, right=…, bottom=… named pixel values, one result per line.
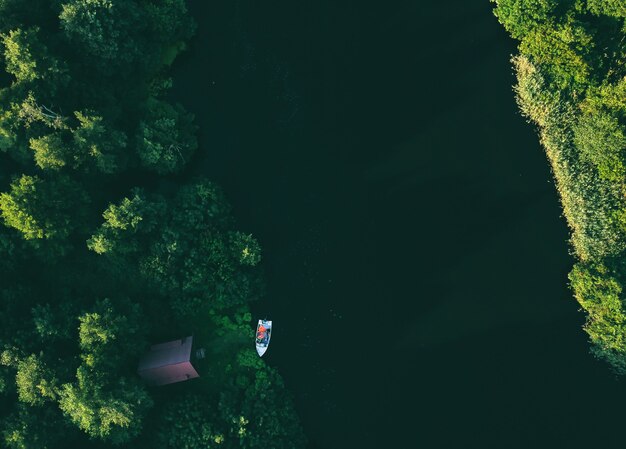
left=256, top=319, right=272, bottom=357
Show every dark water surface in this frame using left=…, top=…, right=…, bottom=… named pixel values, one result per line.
left=172, top=1, right=626, bottom=448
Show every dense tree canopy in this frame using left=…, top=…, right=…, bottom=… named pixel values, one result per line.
left=156, top=357, right=306, bottom=449
left=0, top=174, right=88, bottom=243
left=135, top=99, right=197, bottom=174
left=0, top=0, right=305, bottom=447
left=494, top=0, right=626, bottom=372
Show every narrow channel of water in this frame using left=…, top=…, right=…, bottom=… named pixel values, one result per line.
left=172, top=1, right=626, bottom=447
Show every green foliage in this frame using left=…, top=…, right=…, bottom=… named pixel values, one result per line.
left=492, top=0, right=561, bottom=40
left=19, top=112, right=126, bottom=175
left=2, top=404, right=72, bottom=449
left=1, top=28, right=67, bottom=88
left=519, top=20, right=594, bottom=89
left=155, top=395, right=230, bottom=449
left=0, top=174, right=89, bottom=241
left=72, top=111, right=128, bottom=173
left=87, top=189, right=166, bottom=255
left=0, top=1, right=305, bottom=447
left=31, top=303, right=75, bottom=341
left=155, top=351, right=305, bottom=449
left=514, top=56, right=626, bottom=260
left=136, top=99, right=197, bottom=174
left=570, top=262, right=626, bottom=372
left=587, top=0, right=626, bottom=17
left=29, top=133, right=68, bottom=170
left=226, top=350, right=307, bottom=449
left=231, top=232, right=262, bottom=266
left=2, top=29, right=38, bottom=83
left=584, top=80, right=626, bottom=115
left=59, top=299, right=150, bottom=444
left=0, top=0, right=50, bottom=35
left=512, top=54, right=562, bottom=128
left=498, top=0, right=626, bottom=371
left=15, top=354, right=58, bottom=405
left=59, top=369, right=152, bottom=445
left=59, top=0, right=143, bottom=64
left=573, top=110, right=626, bottom=181
left=0, top=106, right=18, bottom=153
left=171, top=180, right=233, bottom=232
left=78, top=298, right=146, bottom=371
left=143, top=0, right=197, bottom=52
left=14, top=92, right=68, bottom=131
left=90, top=180, right=263, bottom=313
left=169, top=229, right=263, bottom=312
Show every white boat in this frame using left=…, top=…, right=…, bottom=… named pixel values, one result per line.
left=256, top=319, right=272, bottom=357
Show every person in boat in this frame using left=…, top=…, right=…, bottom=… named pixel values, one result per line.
left=257, top=324, right=268, bottom=344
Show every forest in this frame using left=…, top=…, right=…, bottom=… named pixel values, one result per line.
left=493, top=0, right=626, bottom=372
left=0, top=0, right=306, bottom=447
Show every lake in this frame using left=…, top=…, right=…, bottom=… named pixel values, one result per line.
left=172, top=1, right=626, bottom=448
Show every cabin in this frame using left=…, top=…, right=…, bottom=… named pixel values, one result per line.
left=137, top=336, right=203, bottom=386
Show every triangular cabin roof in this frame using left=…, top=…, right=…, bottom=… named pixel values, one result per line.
left=137, top=336, right=200, bottom=386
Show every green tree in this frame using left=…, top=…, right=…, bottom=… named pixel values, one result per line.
left=87, top=189, right=166, bottom=255
left=59, top=367, right=152, bottom=445
left=59, top=0, right=144, bottom=65
left=143, top=0, right=196, bottom=44
left=587, top=0, right=626, bottom=17
left=166, top=229, right=263, bottom=313
left=31, top=303, right=75, bottom=341
left=155, top=350, right=306, bottom=449
left=574, top=111, right=626, bottom=181
left=1, top=27, right=68, bottom=88
left=29, top=133, right=69, bottom=170
left=229, top=232, right=262, bottom=266
left=14, top=92, right=68, bottom=131
left=0, top=0, right=51, bottom=34
left=89, top=180, right=263, bottom=313
left=491, top=0, right=561, bottom=40
left=28, top=113, right=128, bottom=173
left=15, top=354, right=58, bottom=405
left=0, top=174, right=89, bottom=241
left=135, top=99, right=197, bottom=174
left=519, top=20, right=594, bottom=89
left=170, top=179, right=233, bottom=232
left=77, top=298, right=146, bottom=371
left=72, top=111, right=128, bottom=173
left=0, top=102, right=18, bottom=153
left=58, top=298, right=150, bottom=443
left=2, top=404, right=74, bottom=449
left=148, top=181, right=261, bottom=312
left=143, top=0, right=196, bottom=64
left=155, top=395, right=227, bottom=449
left=570, top=262, right=626, bottom=372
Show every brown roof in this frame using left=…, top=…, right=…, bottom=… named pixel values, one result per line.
left=137, top=336, right=200, bottom=386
